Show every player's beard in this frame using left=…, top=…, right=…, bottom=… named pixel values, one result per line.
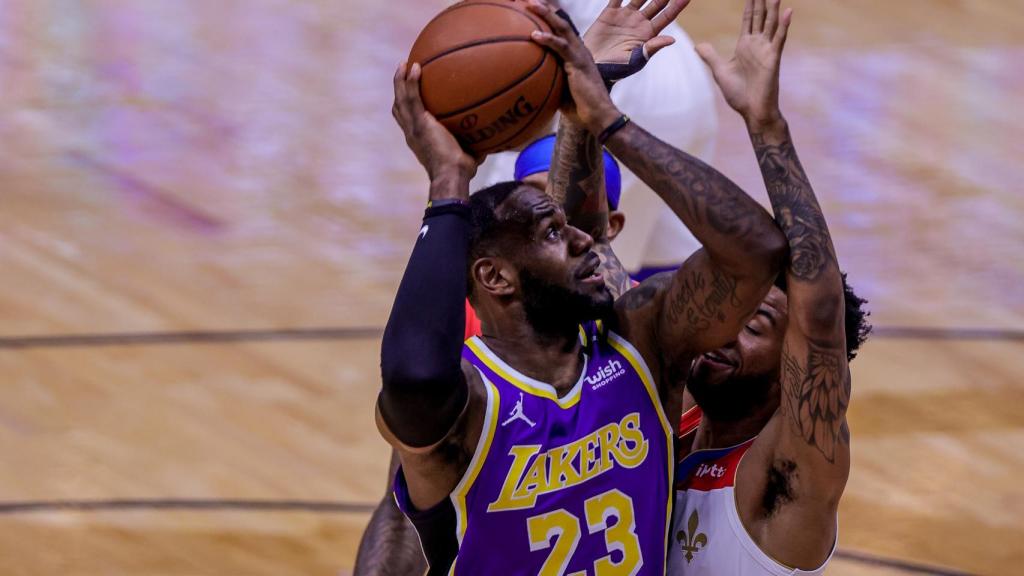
left=688, top=368, right=777, bottom=423
left=520, top=269, right=613, bottom=336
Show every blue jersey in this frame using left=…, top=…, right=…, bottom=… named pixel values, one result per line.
left=396, top=322, right=674, bottom=575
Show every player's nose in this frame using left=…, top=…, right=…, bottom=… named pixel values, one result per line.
left=568, top=225, right=594, bottom=255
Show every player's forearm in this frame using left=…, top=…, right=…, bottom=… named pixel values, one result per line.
left=548, top=117, right=609, bottom=242
left=750, top=118, right=844, bottom=334
left=605, top=121, right=786, bottom=278
left=548, top=118, right=632, bottom=298
left=379, top=182, right=470, bottom=447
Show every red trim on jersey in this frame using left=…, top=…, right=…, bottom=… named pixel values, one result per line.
left=678, top=406, right=703, bottom=436
left=678, top=438, right=756, bottom=492
left=465, top=299, right=482, bottom=340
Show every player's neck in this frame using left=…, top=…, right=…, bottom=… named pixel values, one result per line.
left=481, top=320, right=584, bottom=394
left=692, top=399, right=778, bottom=451
left=692, top=419, right=760, bottom=451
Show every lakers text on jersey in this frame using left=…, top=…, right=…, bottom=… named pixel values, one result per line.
left=397, top=322, right=674, bottom=575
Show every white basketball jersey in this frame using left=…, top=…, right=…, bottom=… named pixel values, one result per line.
left=668, top=439, right=834, bottom=575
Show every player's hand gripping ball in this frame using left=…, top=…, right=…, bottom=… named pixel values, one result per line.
left=409, top=0, right=566, bottom=156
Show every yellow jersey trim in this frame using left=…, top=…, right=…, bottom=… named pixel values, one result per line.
left=607, top=331, right=675, bottom=572
left=464, top=337, right=586, bottom=409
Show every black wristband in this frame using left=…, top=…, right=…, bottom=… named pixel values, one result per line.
left=424, top=201, right=470, bottom=220
left=598, top=115, right=631, bottom=145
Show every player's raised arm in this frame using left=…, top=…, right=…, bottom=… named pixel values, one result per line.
left=701, top=0, right=867, bottom=567
left=532, top=0, right=787, bottom=381
left=377, top=62, right=479, bottom=449
left=546, top=0, right=687, bottom=298
left=702, top=0, right=851, bottom=473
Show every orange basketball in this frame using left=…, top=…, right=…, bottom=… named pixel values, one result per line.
left=409, top=0, right=565, bottom=156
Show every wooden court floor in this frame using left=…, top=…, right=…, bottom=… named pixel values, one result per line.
left=1, top=1, right=1022, bottom=574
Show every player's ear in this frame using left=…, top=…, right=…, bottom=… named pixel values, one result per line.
left=607, top=212, right=626, bottom=242
left=473, top=257, right=516, bottom=297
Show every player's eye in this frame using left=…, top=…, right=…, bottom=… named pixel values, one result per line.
left=546, top=226, right=562, bottom=240
left=745, top=325, right=762, bottom=336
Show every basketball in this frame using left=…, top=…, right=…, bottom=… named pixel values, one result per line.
left=409, top=0, right=565, bottom=156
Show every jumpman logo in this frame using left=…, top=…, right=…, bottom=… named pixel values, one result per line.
left=502, top=392, right=536, bottom=428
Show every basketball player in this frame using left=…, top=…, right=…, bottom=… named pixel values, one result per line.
left=377, top=1, right=787, bottom=574
left=667, top=1, right=871, bottom=572
left=352, top=138, right=628, bottom=576
left=355, top=3, right=687, bottom=570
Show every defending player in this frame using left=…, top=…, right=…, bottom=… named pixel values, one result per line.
left=668, top=1, right=871, bottom=572
left=378, top=1, right=786, bottom=574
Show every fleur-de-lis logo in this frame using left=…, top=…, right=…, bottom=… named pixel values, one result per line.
left=675, top=509, right=708, bottom=563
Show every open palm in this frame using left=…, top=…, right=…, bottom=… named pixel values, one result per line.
left=697, top=0, right=792, bottom=128
left=584, top=0, right=691, bottom=64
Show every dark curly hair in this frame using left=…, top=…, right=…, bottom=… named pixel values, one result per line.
left=775, top=272, right=872, bottom=361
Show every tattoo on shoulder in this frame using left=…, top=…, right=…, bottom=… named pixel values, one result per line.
left=781, top=339, right=851, bottom=464
left=751, top=131, right=836, bottom=282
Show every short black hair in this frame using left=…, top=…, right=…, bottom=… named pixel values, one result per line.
left=774, top=272, right=872, bottom=362
left=466, top=181, right=526, bottom=297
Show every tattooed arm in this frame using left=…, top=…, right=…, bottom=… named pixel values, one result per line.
left=702, top=0, right=849, bottom=569
left=605, top=119, right=787, bottom=376
left=544, top=0, right=689, bottom=299
left=700, top=0, right=850, bottom=479
left=532, top=0, right=785, bottom=388
left=758, top=120, right=849, bottom=468
left=547, top=116, right=634, bottom=298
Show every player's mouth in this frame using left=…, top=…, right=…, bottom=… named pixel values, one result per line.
left=576, top=254, right=603, bottom=285
left=700, top=350, right=737, bottom=370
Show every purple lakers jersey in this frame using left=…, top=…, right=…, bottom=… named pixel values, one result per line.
left=397, top=322, right=674, bottom=575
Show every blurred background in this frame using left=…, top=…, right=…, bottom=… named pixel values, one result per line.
left=1, top=0, right=1021, bottom=574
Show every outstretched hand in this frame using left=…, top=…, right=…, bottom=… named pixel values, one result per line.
left=696, top=0, right=792, bottom=129
left=528, top=0, right=621, bottom=135
left=584, top=0, right=691, bottom=84
left=392, top=62, right=478, bottom=193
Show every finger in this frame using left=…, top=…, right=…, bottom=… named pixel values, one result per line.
left=650, top=0, right=689, bottom=32
left=606, top=0, right=625, bottom=7
left=527, top=1, right=573, bottom=40
left=392, top=62, right=411, bottom=125
left=640, top=0, right=669, bottom=21
left=396, top=62, right=426, bottom=122
left=627, top=0, right=646, bottom=9
left=643, top=36, right=675, bottom=59
left=764, top=0, right=780, bottom=37
left=741, top=0, right=754, bottom=35
left=695, top=42, right=724, bottom=75
left=407, top=63, right=427, bottom=114
left=393, top=62, right=408, bottom=108
left=752, top=0, right=766, bottom=33
left=773, top=7, right=792, bottom=49
left=531, top=30, right=572, bottom=59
